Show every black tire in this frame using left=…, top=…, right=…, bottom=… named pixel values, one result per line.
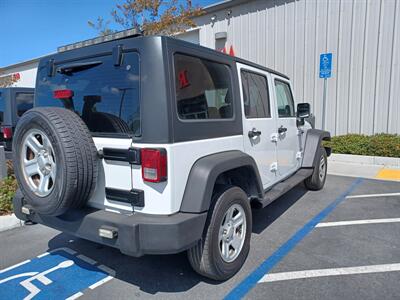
left=89, top=112, right=131, bottom=134
left=12, top=107, right=98, bottom=216
left=304, top=147, right=327, bottom=190
left=187, top=186, right=252, bottom=281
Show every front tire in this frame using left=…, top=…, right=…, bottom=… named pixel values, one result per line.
left=187, top=186, right=252, bottom=281
left=304, top=147, right=327, bottom=190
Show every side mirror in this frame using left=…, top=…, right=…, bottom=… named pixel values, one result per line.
left=297, top=103, right=310, bottom=119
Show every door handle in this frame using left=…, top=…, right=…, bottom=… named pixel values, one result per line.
left=248, top=128, right=262, bottom=138
left=278, top=126, right=287, bottom=134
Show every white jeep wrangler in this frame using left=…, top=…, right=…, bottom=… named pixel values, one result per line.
left=13, top=30, right=330, bottom=280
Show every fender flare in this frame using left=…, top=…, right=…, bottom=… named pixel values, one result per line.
left=302, top=129, right=331, bottom=168
left=180, top=150, right=263, bottom=213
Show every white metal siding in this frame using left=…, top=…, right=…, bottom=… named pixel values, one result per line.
left=0, top=62, right=38, bottom=88
left=193, top=0, right=400, bottom=135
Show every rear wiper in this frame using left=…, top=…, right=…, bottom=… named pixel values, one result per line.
left=57, top=61, right=102, bottom=75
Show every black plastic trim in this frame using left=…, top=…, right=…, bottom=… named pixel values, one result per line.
left=106, top=187, right=144, bottom=207
left=102, top=147, right=141, bottom=165
left=180, top=150, right=263, bottom=213
left=302, top=129, right=331, bottom=168
left=13, top=193, right=207, bottom=257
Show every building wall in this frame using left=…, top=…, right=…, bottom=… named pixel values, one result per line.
left=0, top=61, right=38, bottom=88
left=193, top=0, right=400, bottom=135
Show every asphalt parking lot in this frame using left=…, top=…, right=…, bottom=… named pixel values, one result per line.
left=1, top=175, right=399, bottom=300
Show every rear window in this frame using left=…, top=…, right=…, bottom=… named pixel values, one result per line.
left=15, top=92, right=34, bottom=117
left=36, top=52, right=140, bottom=137
left=174, top=54, right=233, bottom=120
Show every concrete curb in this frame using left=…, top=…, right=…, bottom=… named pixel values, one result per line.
left=0, top=213, right=23, bottom=232
left=329, top=153, right=400, bottom=167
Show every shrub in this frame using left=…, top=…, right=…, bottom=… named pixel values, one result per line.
left=324, top=134, right=400, bottom=158
left=0, top=176, right=18, bottom=215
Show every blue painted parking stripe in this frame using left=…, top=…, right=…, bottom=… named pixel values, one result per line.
left=224, top=178, right=363, bottom=300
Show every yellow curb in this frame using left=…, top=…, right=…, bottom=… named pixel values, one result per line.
left=375, top=168, right=400, bottom=181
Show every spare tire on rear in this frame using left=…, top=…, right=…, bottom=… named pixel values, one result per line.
left=12, top=107, right=98, bottom=216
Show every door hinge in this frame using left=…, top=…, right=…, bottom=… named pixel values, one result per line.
left=270, top=133, right=279, bottom=143
left=297, top=128, right=304, bottom=136
left=296, top=151, right=303, bottom=160
left=270, top=162, right=278, bottom=172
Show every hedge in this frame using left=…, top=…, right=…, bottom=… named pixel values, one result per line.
left=0, top=176, right=17, bottom=216
left=323, top=134, right=400, bottom=158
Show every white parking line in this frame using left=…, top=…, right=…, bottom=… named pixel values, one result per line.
left=88, top=275, right=113, bottom=289
left=65, top=291, right=83, bottom=300
left=0, top=259, right=31, bottom=274
left=259, top=263, right=400, bottom=283
left=77, top=254, right=97, bottom=265
left=346, top=192, right=400, bottom=199
left=316, top=218, right=400, bottom=228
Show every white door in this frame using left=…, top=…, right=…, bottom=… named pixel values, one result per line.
left=271, top=76, right=300, bottom=177
left=237, top=63, right=278, bottom=188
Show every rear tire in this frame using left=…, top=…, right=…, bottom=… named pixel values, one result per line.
left=187, top=186, right=252, bottom=281
left=304, top=147, right=327, bottom=190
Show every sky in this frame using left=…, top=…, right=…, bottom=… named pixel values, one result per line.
left=0, top=0, right=219, bottom=67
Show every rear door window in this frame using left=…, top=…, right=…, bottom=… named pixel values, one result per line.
left=241, top=71, right=271, bottom=118
left=174, top=54, right=233, bottom=120
left=275, top=80, right=295, bottom=118
left=36, top=52, right=140, bottom=137
left=15, top=92, right=34, bottom=117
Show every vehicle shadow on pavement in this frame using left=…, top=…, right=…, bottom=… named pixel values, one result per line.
left=47, top=232, right=217, bottom=295
left=45, top=184, right=307, bottom=295
left=252, top=184, right=308, bottom=234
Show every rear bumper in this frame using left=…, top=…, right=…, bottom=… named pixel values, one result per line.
left=13, top=195, right=207, bottom=257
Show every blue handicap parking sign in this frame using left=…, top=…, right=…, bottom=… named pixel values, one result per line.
left=0, top=248, right=113, bottom=300
left=319, top=53, right=332, bottom=78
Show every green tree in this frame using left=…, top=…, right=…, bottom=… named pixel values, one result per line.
left=89, top=0, right=204, bottom=36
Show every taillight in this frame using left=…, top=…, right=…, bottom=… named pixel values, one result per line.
left=53, top=89, right=74, bottom=99
left=141, top=148, right=167, bottom=183
left=2, top=127, right=12, bottom=139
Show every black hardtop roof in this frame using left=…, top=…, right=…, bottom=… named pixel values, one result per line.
left=41, top=34, right=289, bottom=80
left=163, top=35, right=290, bottom=80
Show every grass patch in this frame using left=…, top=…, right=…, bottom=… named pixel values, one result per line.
left=0, top=176, right=18, bottom=216
left=324, top=134, right=400, bottom=158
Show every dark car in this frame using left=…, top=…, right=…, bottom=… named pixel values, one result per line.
left=0, top=87, right=34, bottom=151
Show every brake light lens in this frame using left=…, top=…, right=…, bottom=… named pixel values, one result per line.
left=2, top=127, right=12, bottom=139
left=53, top=89, right=74, bottom=99
left=141, top=148, right=167, bottom=183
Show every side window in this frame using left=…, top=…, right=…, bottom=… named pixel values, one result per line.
left=15, top=92, right=34, bottom=117
left=241, top=71, right=271, bottom=118
left=174, top=54, right=233, bottom=120
left=275, top=80, right=295, bottom=118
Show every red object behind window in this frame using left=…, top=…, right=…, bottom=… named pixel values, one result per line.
left=178, top=70, right=190, bottom=89
left=53, top=89, right=74, bottom=99
left=141, top=148, right=167, bottom=183
left=2, top=127, right=12, bottom=139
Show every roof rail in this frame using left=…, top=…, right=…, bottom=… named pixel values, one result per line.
left=57, top=28, right=142, bottom=53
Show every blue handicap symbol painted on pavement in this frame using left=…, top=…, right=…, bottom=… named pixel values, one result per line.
left=0, top=248, right=112, bottom=300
